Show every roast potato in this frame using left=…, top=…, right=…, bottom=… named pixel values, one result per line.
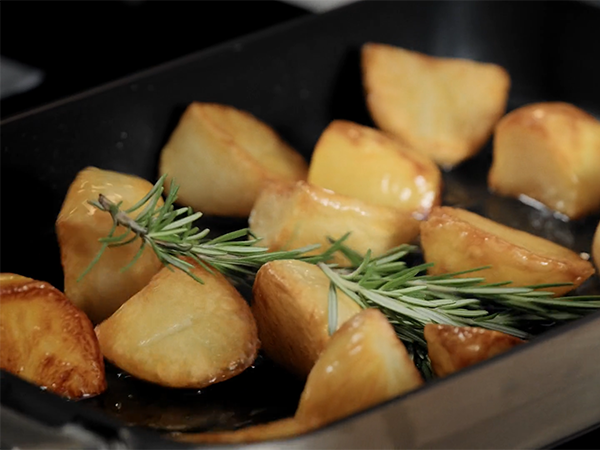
left=95, top=262, right=259, bottom=388
left=249, top=181, right=421, bottom=266
left=295, top=309, right=423, bottom=427
left=174, top=417, right=314, bottom=444
left=420, top=207, right=595, bottom=296
left=488, top=102, right=600, bottom=219
left=158, top=102, right=308, bottom=217
left=362, top=43, right=510, bottom=168
left=252, top=259, right=362, bottom=378
left=424, top=324, right=524, bottom=378
left=594, top=222, right=600, bottom=269
left=308, top=120, right=442, bottom=219
left=56, top=167, right=163, bottom=324
left=0, top=274, right=106, bottom=399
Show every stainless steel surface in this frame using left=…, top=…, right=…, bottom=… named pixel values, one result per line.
left=0, top=57, right=44, bottom=100
left=0, top=406, right=123, bottom=449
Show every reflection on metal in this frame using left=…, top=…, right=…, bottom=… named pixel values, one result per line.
left=0, top=57, right=44, bottom=100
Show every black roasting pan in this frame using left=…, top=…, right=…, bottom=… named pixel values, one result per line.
left=1, top=1, right=600, bottom=448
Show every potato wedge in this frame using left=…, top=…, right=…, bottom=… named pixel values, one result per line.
left=594, top=222, right=600, bottom=269
left=174, top=417, right=314, bottom=444
left=295, top=309, right=423, bottom=427
left=252, top=260, right=361, bottom=378
left=362, top=43, right=510, bottom=168
left=489, top=102, right=600, bottom=219
left=95, top=262, right=258, bottom=388
left=420, top=207, right=595, bottom=296
left=158, top=102, right=308, bottom=217
left=424, top=324, right=524, bottom=378
left=0, top=273, right=106, bottom=399
left=308, top=120, right=442, bottom=218
left=249, top=181, right=421, bottom=266
left=56, top=167, right=163, bottom=324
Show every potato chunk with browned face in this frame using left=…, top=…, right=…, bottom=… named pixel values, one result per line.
left=249, top=181, right=421, bottom=267
left=424, top=324, right=524, bottom=378
left=308, top=120, right=442, bottom=219
left=489, top=102, right=600, bottom=220
left=594, top=222, right=600, bottom=270
left=56, top=167, right=163, bottom=324
left=362, top=43, right=510, bottom=168
left=95, top=263, right=258, bottom=389
left=0, top=274, right=106, bottom=399
left=159, top=102, right=308, bottom=217
left=420, top=207, right=595, bottom=296
left=295, top=309, right=423, bottom=428
left=252, top=260, right=361, bottom=378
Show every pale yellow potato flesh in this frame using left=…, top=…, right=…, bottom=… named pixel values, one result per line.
left=249, top=180, right=421, bottom=266
left=308, top=120, right=442, bottom=219
left=95, top=263, right=259, bottom=388
left=56, top=167, right=163, bottom=324
left=489, top=102, right=600, bottom=219
left=0, top=274, right=106, bottom=399
left=295, top=309, right=423, bottom=427
left=424, top=324, right=524, bottom=378
left=173, top=417, right=315, bottom=444
left=158, top=102, right=308, bottom=217
left=252, top=260, right=362, bottom=378
left=362, top=43, right=510, bottom=168
left=420, top=207, right=595, bottom=296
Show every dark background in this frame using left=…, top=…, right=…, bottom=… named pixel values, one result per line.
left=0, top=0, right=310, bottom=120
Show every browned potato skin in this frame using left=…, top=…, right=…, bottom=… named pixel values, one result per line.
left=0, top=274, right=106, bottom=399
left=362, top=43, right=510, bottom=168
left=56, top=167, right=163, bottom=324
left=249, top=180, right=421, bottom=266
left=594, top=222, right=600, bottom=269
left=295, top=309, right=423, bottom=428
left=252, top=260, right=362, bottom=378
left=424, top=324, right=524, bottom=378
left=420, top=207, right=595, bottom=296
left=159, top=102, right=308, bottom=217
left=173, top=417, right=315, bottom=444
left=489, top=102, right=600, bottom=219
left=308, top=120, right=442, bottom=218
left=96, top=263, right=259, bottom=388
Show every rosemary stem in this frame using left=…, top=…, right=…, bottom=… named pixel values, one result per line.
left=98, top=194, right=148, bottom=236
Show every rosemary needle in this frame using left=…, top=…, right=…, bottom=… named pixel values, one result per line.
left=83, top=175, right=600, bottom=377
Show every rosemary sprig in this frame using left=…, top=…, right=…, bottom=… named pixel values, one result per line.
left=83, top=175, right=600, bottom=378
left=319, top=247, right=600, bottom=340
left=319, top=246, right=600, bottom=378
left=80, top=175, right=347, bottom=286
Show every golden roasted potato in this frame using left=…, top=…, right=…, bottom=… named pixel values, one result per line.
left=174, top=417, right=314, bottom=444
left=158, top=102, right=308, bottom=217
left=295, top=309, right=423, bottom=427
left=56, top=167, right=163, bottom=324
left=252, top=260, right=362, bottom=378
left=424, top=324, right=524, bottom=378
left=95, top=262, right=258, bottom=388
left=362, top=43, right=510, bottom=168
left=420, top=207, right=595, bottom=296
left=0, top=274, right=106, bottom=399
left=249, top=181, right=421, bottom=266
left=594, top=222, right=600, bottom=269
left=489, top=102, right=600, bottom=219
left=308, top=120, right=442, bottom=219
